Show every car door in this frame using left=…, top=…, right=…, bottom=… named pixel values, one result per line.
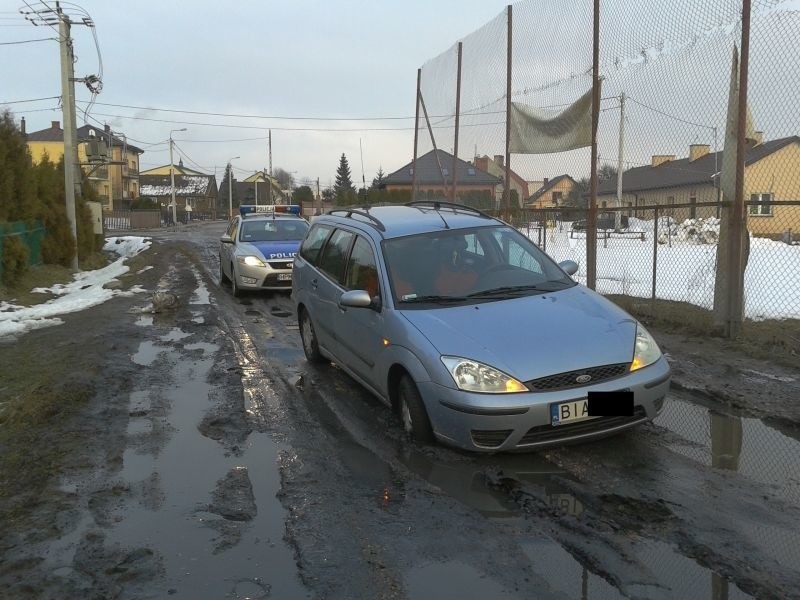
left=220, top=217, right=240, bottom=279
left=311, top=228, right=355, bottom=359
left=335, top=234, right=386, bottom=389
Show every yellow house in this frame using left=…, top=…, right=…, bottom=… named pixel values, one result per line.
left=596, top=135, right=800, bottom=238
left=25, top=120, right=143, bottom=211
left=526, top=175, right=578, bottom=209
left=139, top=160, right=205, bottom=177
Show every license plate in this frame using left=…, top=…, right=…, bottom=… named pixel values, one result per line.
left=550, top=399, right=598, bottom=426
left=277, top=273, right=292, bottom=281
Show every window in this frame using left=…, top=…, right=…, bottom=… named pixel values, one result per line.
left=689, top=197, right=697, bottom=219
left=345, top=236, right=381, bottom=299
left=467, top=168, right=476, bottom=176
left=749, top=193, right=773, bottom=216
left=299, top=224, right=333, bottom=264
left=552, top=191, right=563, bottom=205
left=241, top=219, right=309, bottom=242
left=226, top=217, right=239, bottom=241
left=317, top=229, right=355, bottom=283
left=491, top=229, right=544, bottom=274
left=464, top=233, right=485, bottom=256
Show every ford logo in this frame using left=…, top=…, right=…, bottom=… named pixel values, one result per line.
left=575, top=374, right=592, bottom=384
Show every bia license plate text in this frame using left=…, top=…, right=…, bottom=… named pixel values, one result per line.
left=550, top=399, right=598, bottom=426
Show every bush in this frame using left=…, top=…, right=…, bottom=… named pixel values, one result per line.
left=2, top=235, right=29, bottom=287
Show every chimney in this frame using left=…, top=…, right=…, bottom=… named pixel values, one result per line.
left=689, top=144, right=710, bottom=162
left=20, top=117, right=26, bottom=135
left=543, top=177, right=549, bottom=185
left=104, top=123, right=110, bottom=133
left=51, top=120, right=60, bottom=130
left=494, top=154, right=504, bottom=167
left=752, top=131, right=764, bottom=146
left=651, top=155, right=675, bottom=167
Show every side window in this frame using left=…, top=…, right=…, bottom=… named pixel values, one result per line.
left=226, top=217, right=239, bottom=241
left=299, top=224, right=333, bottom=264
left=463, top=233, right=485, bottom=256
left=317, top=229, right=355, bottom=284
left=492, top=230, right=544, bottom=274
left=345, top=236, right=381, bottom=299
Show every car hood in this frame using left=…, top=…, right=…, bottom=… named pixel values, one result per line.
left=399, top=285, right=637, bottom=381
left=241, top=240, right=301, bottom=261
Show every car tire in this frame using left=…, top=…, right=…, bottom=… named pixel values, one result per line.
left=299, top=309, right=327, bottom=364
left=219, top=256, right=230, bottom=285
left=230, top=263, right=243, bottom=298
left=398, top=375, right=435, bottom=443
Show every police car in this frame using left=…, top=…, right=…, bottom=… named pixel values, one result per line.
left=219, top=205, right=309, bottom=296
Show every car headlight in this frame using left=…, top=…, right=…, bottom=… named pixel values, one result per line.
left=238, top=255, right=266, bottom=267
left=630, top=323, right=662, bottom=371
left=441, top=356, right=527, bottom=394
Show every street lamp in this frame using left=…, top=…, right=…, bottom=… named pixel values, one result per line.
left=227, top=156, right=240, bottom=218
left=169, top=128, right=187, bottom=225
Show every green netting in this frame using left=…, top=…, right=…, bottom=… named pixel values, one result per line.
left=0, top=220, right=45, bottom=282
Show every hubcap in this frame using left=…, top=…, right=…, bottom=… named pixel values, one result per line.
left=401, top=400, right=413, bottom=435
left=301, top=315, right=313, bottom=354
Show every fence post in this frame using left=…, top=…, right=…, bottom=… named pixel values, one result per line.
left=451, top=41, right=463, bottom=204
left=503, top=4, right=513, bottom=222
left=652, top=207, right=659, bottom=312
left=412, top=68, right=421, bottom=202
left=586, top=0, right=601, bottom=290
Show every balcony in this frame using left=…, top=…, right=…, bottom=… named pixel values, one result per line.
left=122, top=165, right=139, bottom=178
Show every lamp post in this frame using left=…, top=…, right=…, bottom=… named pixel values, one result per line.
left=227, top=156, right=240, bottom=218
left=169, top=128, right=187, bottom=225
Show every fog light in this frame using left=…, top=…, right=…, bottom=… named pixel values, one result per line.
left=241, top=276, right=257, bottom=285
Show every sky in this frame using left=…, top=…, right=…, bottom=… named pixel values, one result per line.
left=1, top=0, right=511, bottom=189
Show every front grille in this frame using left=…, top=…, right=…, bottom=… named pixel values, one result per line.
left=526, top=363, right=630, bottom=392
left=262, top=274, right=292, bottom=287
left=269, top=261, right=293, bottom=270
left=471, top=429, right=513, bottom=448
left=517, top=406, right=647, bottom=446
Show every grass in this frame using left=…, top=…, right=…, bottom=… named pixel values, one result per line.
left=608, top=294, right=800, bottom=370
left=0, top=252, right=111, bottom=307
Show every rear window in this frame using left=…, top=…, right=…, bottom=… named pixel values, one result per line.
left=317, top=229, right=355, bottom=284
left=299, top=224, right=333, bottom=264
left=240, top=218, right=308, bottom=242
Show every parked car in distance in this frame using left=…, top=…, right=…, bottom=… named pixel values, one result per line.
left=220, top=205, right=309, bottom=296
left=292, top=202, right=670, bottom=452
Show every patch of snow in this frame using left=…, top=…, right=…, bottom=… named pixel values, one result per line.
left=0, top=236, right=151, bottom=340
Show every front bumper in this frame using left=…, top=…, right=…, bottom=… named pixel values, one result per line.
left=235, top=262, right=293, bottom=290
left=419, top=356, right=671, bottom=452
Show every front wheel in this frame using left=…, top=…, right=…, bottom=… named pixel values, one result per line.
left=299, top=309, right=327, bottom=364
left=398, top=375, right=435, bottom=443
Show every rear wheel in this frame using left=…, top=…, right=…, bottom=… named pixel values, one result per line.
left=299, top=309, right=327, bottom=364
left=230, top=263, right=243, bottom=298
left=398, top=375, right=435, bottom=443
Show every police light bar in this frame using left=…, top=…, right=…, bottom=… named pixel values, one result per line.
left=239, top=204, right=301, bottom=217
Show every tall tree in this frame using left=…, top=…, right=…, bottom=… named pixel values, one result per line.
left=371, top=166, right=386, bottom=189
left=219, top=165, right=238, bottom=214
left=565, top=177, right=590, bottom=208
left=273, top=167, right=295, bottom=190
left=334, top=153, right=356, bottom=206
left=598, top=163, right=618, bottom=183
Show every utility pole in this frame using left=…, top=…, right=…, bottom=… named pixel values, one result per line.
left=57, top=3, right=80, bottom=271
left=169, top=128, right=186, bottom=226
left=254, top=173, right=259, bottom=207
left=268, top=132, right=273, bottom=205
left=359, top=138, right=367, bottom=204
left=615, top=92, right=626, bottom=232
left=316, top=177, right=321, bottom=215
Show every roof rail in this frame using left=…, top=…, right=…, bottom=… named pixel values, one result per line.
left=405, top=200, right=493, bottom=219
left=327, top=208, right=386, bottom=232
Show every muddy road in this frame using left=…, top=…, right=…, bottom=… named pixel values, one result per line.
left=3, top=222, right=799, bottom=600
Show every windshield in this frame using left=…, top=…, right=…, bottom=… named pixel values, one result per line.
left=382, top=225, right=576, bottom=307
left=240, top=218, right=308, bottom=242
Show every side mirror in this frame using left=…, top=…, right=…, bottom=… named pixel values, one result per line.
left=559, top=260, right=579, bottom=276
left=339, top=290, right=374, bottom=309
left=220, top=234, right=233, bottom=244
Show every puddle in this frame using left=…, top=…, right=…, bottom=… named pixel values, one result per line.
left=127, top=417, right=152, bottom=436
left=269, top=307, right=292, bottom=318
left=191, top=310, right=205, bottom=324
left=245, top=310, right=262, bottom=317
left=129, top=390, right=150, bottom=414
left=160, top=329, right=191, bottom=342
left=190, top=267, right=211, bottom=305
left=184, top=342, right=218, bottom=355
left=135, top=315, right=154, bottom=327
left=107, top=345, right=307, bottom=598
left=406, top=561, right=523, bottom=600
left=132, top=341, right=164, bottom=366
left=655, top=395, right=800, bottom=506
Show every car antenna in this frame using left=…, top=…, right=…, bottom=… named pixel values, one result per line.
left=433, top=201, right=450, bottom=229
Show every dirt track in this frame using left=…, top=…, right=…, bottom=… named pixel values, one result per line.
left=1, top=222, right=799, bottom=600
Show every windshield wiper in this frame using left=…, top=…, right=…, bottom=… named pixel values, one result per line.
left=399, top=294, right=467, bottom=304
left=467, top=282, right=572, bottom=298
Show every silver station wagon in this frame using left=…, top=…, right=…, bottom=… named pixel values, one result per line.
left=292, top=202, right=671, bottom=452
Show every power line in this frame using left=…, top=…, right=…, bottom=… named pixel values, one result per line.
left=626, top=96, right=716, bottom=130
left=0, top=95, right=61, bottom=104
left=0, top=36, right=56, bottom=45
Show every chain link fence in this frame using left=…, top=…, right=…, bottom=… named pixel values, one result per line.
left=410, top=0, right=800, bottom=346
